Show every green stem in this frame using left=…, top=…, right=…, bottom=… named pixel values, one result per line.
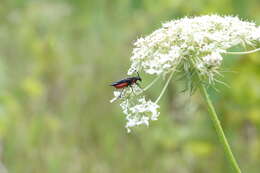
left=225, top=47, right=260, bottom=55
left=199, top=84, right=242, bottom=173
left=155, top=71, right=174, bottom=104
left=143, top=75, right=160, bottom=92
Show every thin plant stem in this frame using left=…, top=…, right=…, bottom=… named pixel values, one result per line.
left=225, top=47, right=260, bottom=55
left=135, top=75, right=160, bottom=95
left=199, top=83, right=242, bottom=173
left=143, top=75, right=160, bottom=91
left=155, top=71, right=174, bottom=104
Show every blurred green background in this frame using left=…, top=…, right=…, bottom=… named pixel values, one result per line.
left=0, top=0, right=260, bottom=173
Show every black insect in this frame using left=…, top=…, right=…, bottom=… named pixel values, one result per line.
left=110, top=71, right=142, bottom=97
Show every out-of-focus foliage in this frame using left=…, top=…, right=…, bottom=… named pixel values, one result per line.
left=0, top=0, right=259, bottom=172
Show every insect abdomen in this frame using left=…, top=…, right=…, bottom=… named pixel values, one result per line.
left=114, top=82, right=129, bottom=89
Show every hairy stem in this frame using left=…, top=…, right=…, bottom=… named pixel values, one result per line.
left=225, top=47, right=260, bottom=55
left=199, top=84, right=242, bottom=173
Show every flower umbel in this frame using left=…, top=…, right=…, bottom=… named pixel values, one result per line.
left=128, top=15, right=260, bottom=83
left=120, top=97, right=160, bottom=133
left=112, top=15, right=260, bottom=133
left=110, top=84, right=160, bottom=132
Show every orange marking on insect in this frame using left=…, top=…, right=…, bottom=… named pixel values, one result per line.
left=114, top=82, right=129, bottom=89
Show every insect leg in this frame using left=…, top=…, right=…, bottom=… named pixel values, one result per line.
left=119, top=88, right=125, bottom=98
left=135, top=82, right=144, bottom=93
left=129, top=85, right=136, bottom=95
left=136, top=82, right=143, bottom=89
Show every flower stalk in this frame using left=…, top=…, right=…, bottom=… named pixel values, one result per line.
left=225, top=47, right=260, bottom=55
left=111, top=15, right=260, bottom=137
left=199, top=83, right=242, bottom=173
left=155, top=71, right=174, bottom=103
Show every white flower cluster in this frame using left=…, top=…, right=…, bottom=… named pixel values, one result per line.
left=110, top=84, right=160, bottom=132
left=128, top=15, right=260, bottom=83
left=110, top=84, right=142, bottom=103
left=112, top=15, right=260, bottom=132
left=120, top=97, right=160, bottom=133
